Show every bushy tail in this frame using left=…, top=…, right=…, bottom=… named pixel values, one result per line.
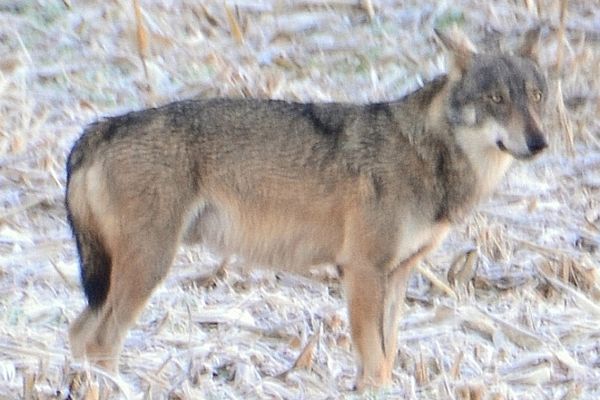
left=68, top=218, right=111, bottom=310
left=66, top=125, right=112, bottom=310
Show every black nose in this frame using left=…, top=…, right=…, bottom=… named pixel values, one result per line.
left=527, top=134, right=547, bottom=154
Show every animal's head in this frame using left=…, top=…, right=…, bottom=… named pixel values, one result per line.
left=438, top=28, right=548, bottom=160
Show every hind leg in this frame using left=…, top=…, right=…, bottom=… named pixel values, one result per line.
left=69, top=217, right=183, bottom=371
left=69, top=307, right=96, bottom=360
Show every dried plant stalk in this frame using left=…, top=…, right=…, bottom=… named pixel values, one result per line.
left=132, top=0, right=149, bottom=79
left=225, top=4, right=244, bottom=44
left=416, top=263, right=457, bottom=299
left=555, top=0, right=568, bottom=72
left=447, top=249, right=478, bottom=289
left=361, top=0, right=375, bottom=20
left=450, top=351, right=464, bottom=379
left=555, top=81, right=575, bottom=156
left=292, top=329, right=320, bottom=370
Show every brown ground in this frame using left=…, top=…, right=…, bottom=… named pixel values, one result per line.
left=1, top=0, right=599, bottom=399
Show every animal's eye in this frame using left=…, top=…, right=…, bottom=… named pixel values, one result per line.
left=489, top=94, right=503, bottom=104
left=531, top=89, right=542, bottom=102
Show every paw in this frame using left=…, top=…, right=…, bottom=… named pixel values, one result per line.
left=354, top=371, right=392, bottom=392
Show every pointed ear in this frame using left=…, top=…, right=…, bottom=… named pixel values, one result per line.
left=435, top=27, right=477, bottom=80
left=519, top=26, right=541, bottom=63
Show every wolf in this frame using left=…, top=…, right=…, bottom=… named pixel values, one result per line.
left=65, top=28, right=547, bottom=390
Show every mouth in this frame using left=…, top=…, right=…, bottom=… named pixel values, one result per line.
left=496, top=140, right=536, bottom=160
left=496, top=140, right=508, bottom=153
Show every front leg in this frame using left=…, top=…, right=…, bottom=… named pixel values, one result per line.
left=343, top=265, right=389, bottom=390
left=344, top=224, right=449, bottom=391
left=343, top=255, right=421, bottom=392
left=379, top=242, right=439, bottom=381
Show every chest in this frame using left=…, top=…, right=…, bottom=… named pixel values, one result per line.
left=394, top=217, right=451, bottom=269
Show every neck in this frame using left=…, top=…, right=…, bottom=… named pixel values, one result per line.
left=388, top=75, right=450, bottom=141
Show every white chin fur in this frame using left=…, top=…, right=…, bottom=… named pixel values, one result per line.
left=502, top=147, right=535, bottom=160
left=496, top=139, right=534, bottom=160
left=455, top=120, right=515, bottom=197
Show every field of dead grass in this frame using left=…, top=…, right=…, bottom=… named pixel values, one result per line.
left=1, top=0, right=599, bottom=399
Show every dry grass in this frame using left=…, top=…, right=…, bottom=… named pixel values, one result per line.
left=1, top=0, right=599, bottom=398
